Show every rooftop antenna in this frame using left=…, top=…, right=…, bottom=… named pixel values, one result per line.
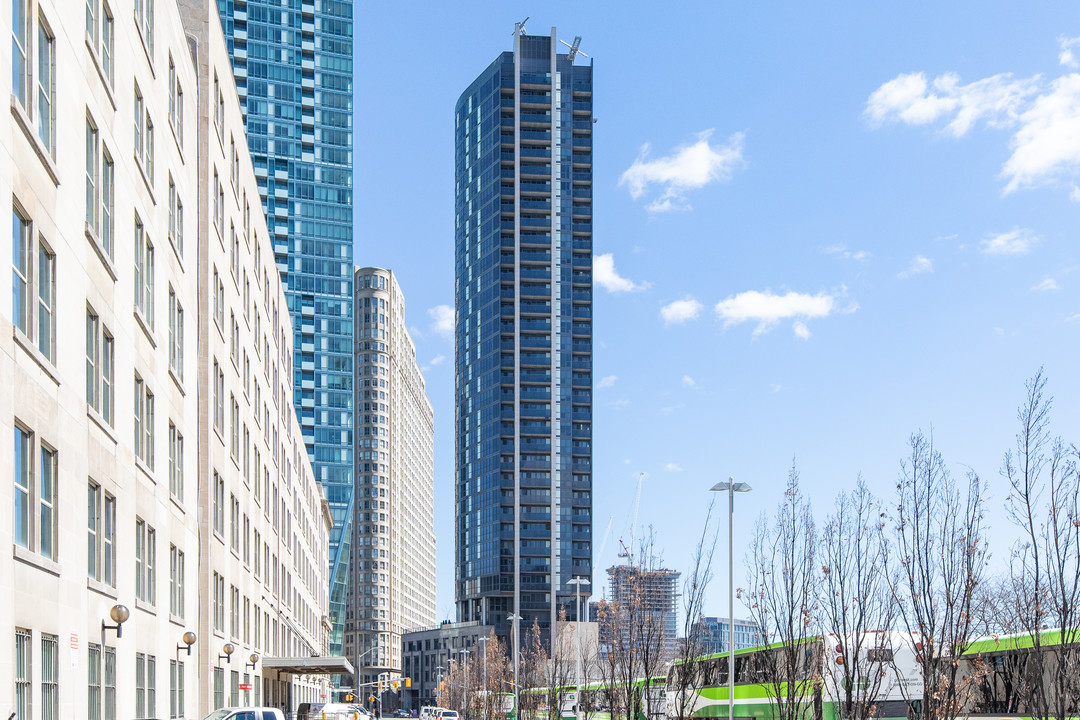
left=559, top=36, right=589, bottom=63
left=513, top=17, right=529, bottom=36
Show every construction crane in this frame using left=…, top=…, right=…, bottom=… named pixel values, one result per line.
left=616, top=473, right=646, bottom=566
left=513, top=17, right=529, bottom=36
left=559, top=36, right=589, bottom=63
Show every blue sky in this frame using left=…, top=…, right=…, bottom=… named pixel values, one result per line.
left=352, top=2, right=1080, bottom=622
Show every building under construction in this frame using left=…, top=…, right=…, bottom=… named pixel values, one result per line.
left=601, top=564, right=681, bottom=657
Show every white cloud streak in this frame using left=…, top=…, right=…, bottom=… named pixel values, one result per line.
left=713, top=289, right=840, bottom=336
left=898, top=255, right=934, bottom=278
left=660, top=297, right=704, bottom=325
left=866, top=50, right=1080, bottom=195
left=619, top=130, right=745, bottom=212
left=823, top=245, right=871, bottom=262
left=792, top=321, right=811, bottom=340
left=682, top=375, right=696, bottom=388
left=594, top=253, right=649, bottom=293
left=597, top=375, right=618, bottom=389
left=1032, top=277, right=1059, bottom=292
left=981, top=228, right=1039, bottom=255
left=429, top=354, right=446, bottom=366
left=664, top=463, right=684, bottom=473
left=428, top=305, right=454, bottom=339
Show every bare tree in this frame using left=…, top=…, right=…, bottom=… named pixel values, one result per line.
left=542, top=608, right=575, bottom=720
left=479, top=630, right=513, bottom=720
left=819, top=478, right=897, bottom=720
left=884, top=431, right=988, bottom=720
left=670, top=498, right=721, bottom=720
left=1002, top=370, right=1080, bottom=720
left=743, top=463, right=822, bottom=720
left=520, top=619, right=548, bottom=720
left=579, top=631, right=602, bottom=720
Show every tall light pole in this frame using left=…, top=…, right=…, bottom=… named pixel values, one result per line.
left=478, top=636, right=489, bottom=720
left=507, top=613, right=522, bottom=720
left=710, top=479, right=752, bottom=720
left=567, top=577, right=590, bottom=720
left=462, top=649, right=471, bottom=720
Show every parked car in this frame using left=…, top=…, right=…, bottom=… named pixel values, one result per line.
left=201, top=709, right=286, bottom=720
left=296, top=703, right=372, bottom=720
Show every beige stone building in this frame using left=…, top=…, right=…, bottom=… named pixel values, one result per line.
left=1, top=0, right=346, bottom=718
left=347, top=268, right=436, bottom=694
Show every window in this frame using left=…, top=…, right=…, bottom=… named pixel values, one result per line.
left=230, top=226, right=239, bottom=282
left=230, top=493, right=239, bottom=551
left=168, top=423, right=183, bottom=501
left=12, top=0, right=29, bottom=108
left=168, top=178, right=183, bottom=256
left=136, top=653, right=156, bottom=718
left=231, top=396, right=239, bottom=460
left=39, top=443, right=56, bottom=559
left=15, top=629, right=30, bottom=720
left=14, top=425, right=31, bottom=548
left=213, top=666, right=224, bottom=710
left=230, top=313, right=239, bottom=366
left=36, top=240, right=54, bottom=360
left=104, top=645, right=116, bottom=720
left=230, top=584, right=239, bottom=637
left=213, top=472, right=224, bottom=536
left=168, top=287, right=183, bottom=379
left=134, top=0, right=153, bottom=56
left=213, top=571, right=224, bottom=631
left=134, top=375, right=154, bottom=468
left=88, top=643, right=101, bottom=720
left=169, top=544, right=184, bottom=617
left=85, top=118, right=115, bottom=255
left=12, top=206, right=55, bottom=359
left=133, top=87, right=154, bottom=182
left=13, top=207, right=31, bottom=335
left=213, top=361, right=224, bottom=432
left=243, top=513, right=250, bottom=564
left=36, top=17, right=55, bottom=154
left=170, top=660, right=185, bottom=719
left=135, top=518, right=156, bottom=604
left=134, top=216, right=154, bottom=327
left=213, top=170, right=223, bottom=237
left=213, top=73, right=223, bottom=143
left=86, top=309, right=115, bottom=424
left=213, top=267, right=224, bottom=329
left=88, top=483, right=115, bottom=585
left=230, top=137, right=238, bottom=195
left=86, top=0, right=113, bottom=84
left=168, top=55, right=183, bottom=145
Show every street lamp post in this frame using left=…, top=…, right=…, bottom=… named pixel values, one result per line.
left=567, top=577, right=590, bottom=720
left=710, top=478, right=752, bottom=720
left=507, top=613, right=522, bottom=720
left=462, top=648, right=471, bottom=720
left=478, top=636, right=489, bottom=720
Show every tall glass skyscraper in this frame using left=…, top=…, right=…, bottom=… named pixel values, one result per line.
left=455, top=28, right=594, bottom=642
left=216, top=0, right=355, bottom=652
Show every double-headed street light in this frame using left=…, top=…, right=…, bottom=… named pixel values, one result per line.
left=567, top=577, right=591, bottom=720
left=710, top=479, right=752, bottom=720
left=507, top=613, right=522, bottom=719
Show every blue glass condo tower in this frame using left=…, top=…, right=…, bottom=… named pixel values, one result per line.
left=455, top=28, right=594, bottom=642
left=216, top=0, right=354, bottom=652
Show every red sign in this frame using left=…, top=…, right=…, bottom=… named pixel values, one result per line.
left=239, top=684, right=253, bottom=691
left=69, top=633, right=79, bottom=650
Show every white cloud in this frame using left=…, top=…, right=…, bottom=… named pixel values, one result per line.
left=619, top=130, right=745, bottom=212
left=427, top=305, right=454, bottom=339
left=664, top=463, right=684, bottom=473
left=865, top=71, right=1037, bottom=137
left=429, top=354, right=447, bottom=366
left=659, top=403, right=685, bottom=416
left=594, top=253, right=649, bottom=293
left=769, top=383, right=783, bottom=393
left=597, top=375, right=618, bottom=389
left=824, top=245, right=872, bottom=262
left=1001, top=75, right=1080, bottom=193
left=792, top=321, right=811, bottom=340
left=981, top=228, right=1039, bottom=256
left=1032, top=277, right=1060, bottom=292
left=1072, top=185, right=1080, bottom=202
left=713, top=289, right=840, bottom=336
left=898, top=255, right=934, bottom=278
left=1060, top=36, right=1080, bottom=69
left=866, top=49, right=1080, bottom=195
left=682, top=375, right=696, bottom=388
left=660, top=297, right=703, bottom=325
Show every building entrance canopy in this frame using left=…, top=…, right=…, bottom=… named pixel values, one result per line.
left=262, top=657, right=355, bottom=675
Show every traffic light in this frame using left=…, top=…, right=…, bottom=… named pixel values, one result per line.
left=378, top=681, right=383, bottom=691
left=392, top=681, right=400, bottom=691
left=440, top=681, right=445, bottom=691
left=405, top=678, right=412, bottom=688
